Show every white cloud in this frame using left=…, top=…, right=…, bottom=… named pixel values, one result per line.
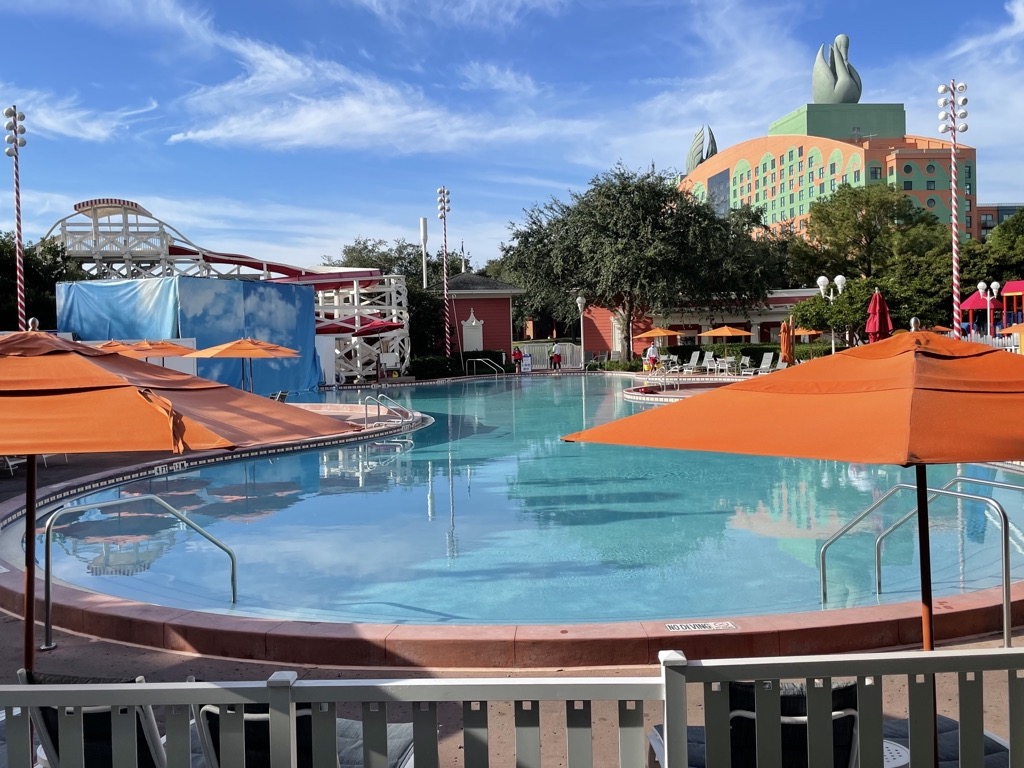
left=339, top=0, right=569, bottom=29
left=458, top=62, right=540, bottom=97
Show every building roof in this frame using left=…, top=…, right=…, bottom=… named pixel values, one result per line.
left=432, top=272, right=526, bottom=296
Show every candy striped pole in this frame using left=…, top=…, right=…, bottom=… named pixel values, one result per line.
left=937, top=81, right=968, bottom=339
left=4, top=106, right=27, bottom=331
left=437, top=187, right=451, bottom=357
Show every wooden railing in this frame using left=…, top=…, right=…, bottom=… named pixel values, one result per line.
left=1, top=646, right=1020, bottom=767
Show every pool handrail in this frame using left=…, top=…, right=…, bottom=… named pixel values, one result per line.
left=874, top=476, right=1024, bottom=596
left=362, top=393, right=414, bottom=427
left=819, top=483, right=1012, bottom=648
left=466, top=357, right=504, bottom=377
left=41, top=494, right=238, bottom=651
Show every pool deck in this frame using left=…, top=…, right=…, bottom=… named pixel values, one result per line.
left=1, top=447, right=1023, bottom=671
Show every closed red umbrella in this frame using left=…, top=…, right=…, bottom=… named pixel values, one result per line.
left=865, top=288, right=894, bottom=343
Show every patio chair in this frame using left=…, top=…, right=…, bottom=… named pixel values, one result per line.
left=676, top=351, right=700, bottom=373
left=741, top=352, right=774, bottom=376
left=17, top=668, right=167, bottom=768
left=773, top=361, right=789, bottom=372
left=737, top=355, right=752, bottom=374
left=701, top=352, right=718, bottom=375
left=194, top=702, right=415, bottom=768
left=882, top=713, right=1010, bottom=768
left=648, top=680, right=859, bottom=768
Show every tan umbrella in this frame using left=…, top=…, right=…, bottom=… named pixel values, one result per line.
left=634, top=327, right=679, bottom=339
left=697, top=325, right=752, bottom=362
left=564, top=332, right=1024, bottom=651
left=779, top=320, right=795, bottom=365
left=997, top=323, right=1024, bottom=335
left=0, top=330, right=358, bottom=669
left=187, top=338, right=299, bottom=392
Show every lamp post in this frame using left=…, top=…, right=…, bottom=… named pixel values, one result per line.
left=437, top=187, right=451, bottom=357
left=938, top=80, right=968, bottom=339
left=4, top=106, right=27, bottom=331
left=575, top=295, right=586, bottom=369
left=816, top=274, right=846, bottom=354
left=978, top=280, right=1000, bottom=338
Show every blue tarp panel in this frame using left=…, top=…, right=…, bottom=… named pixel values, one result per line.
left=57, top=279, right=179, bottom=340
left=57, top=276, right=321, bottom=395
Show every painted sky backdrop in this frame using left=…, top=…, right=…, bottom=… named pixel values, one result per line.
left=3, top=0, right=1023, bottom=270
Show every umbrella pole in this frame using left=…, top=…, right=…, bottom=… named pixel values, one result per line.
left=23, top=454, right=37, bottom=671
left=916, top=464, right=934, bottom=651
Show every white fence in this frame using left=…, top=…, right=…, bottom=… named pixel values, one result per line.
left=1, top=646, right=1021, bottom=767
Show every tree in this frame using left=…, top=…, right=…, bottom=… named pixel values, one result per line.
left=0, top=234, right=88, bottom=330
left=806, top=184, right=936, bottom=278
left=499, top=164, right=786, bottom=356
left=790, top=276, right=917, bottom=345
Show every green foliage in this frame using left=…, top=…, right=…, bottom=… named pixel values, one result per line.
left=0, top=234, right=89, bottom=329
left=805, top=183, right=936, bottom=278
left=498, top=163, right=786, bottom=357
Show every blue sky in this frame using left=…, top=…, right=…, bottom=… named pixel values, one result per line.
left=3, top=0, right=1023, bottom=270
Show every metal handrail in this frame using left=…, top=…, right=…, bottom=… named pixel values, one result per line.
left=820, top=483, right=1013, bottom=648
left=874, top=476, right=1024, bottom=596
left=466, top=357, right=504, bottom=377
left=41, top=494, right=237, bottom=650
left=362, top=394, right=414, bottom=426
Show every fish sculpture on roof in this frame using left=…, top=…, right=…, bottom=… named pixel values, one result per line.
left=685, top=124, right=718, bottom=175
left=812, top=33, right=863, bottom=104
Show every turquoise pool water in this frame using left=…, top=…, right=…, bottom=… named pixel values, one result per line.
left=45, top=376, right=1024, bottom=624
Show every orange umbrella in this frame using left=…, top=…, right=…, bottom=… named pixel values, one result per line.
left=564, top=332, right=1024, bottom=650
left=792, top=327, right=823, bottom=337
left=998, top=323, right=1024, bottom=335
left=697, top=325, right=752, bottom=362
left=95, top=340, right=138, bottom=354
left=779, top=320, right=795, bottom=365
left=187, top=338, right=299, bottom=391
left=634, top=327, right=679, bottom=340
left=0, top=330, right=358, bottom=670
left=126, top=339, right=196, bottom=358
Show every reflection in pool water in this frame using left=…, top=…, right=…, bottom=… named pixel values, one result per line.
left=46, top=377, right=1023, bottom=624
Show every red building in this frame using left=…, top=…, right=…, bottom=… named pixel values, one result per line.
left=442, top=272, right=525, bottom=359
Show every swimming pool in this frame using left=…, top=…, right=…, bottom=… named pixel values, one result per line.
left=43, top=376, right=1024, bottom=625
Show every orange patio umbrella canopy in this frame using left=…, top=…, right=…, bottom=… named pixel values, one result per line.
left=634, top=327, right=679, bottom=340
left=564, top=331, right=1024, bottom=649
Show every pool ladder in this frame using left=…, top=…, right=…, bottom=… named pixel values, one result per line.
left=465, top=357, right=504, bottom=377
left=40, top=494, right=237, bottom=652
left=362, top=393, right=414, bottom=427
left=819, top=475, right=1022, bottom=648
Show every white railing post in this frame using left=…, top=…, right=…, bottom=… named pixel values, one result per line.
left=660, top=650, right=689, bottom=768
left=267, top=671, right=297, bottom=768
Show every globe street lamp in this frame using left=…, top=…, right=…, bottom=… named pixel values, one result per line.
left=817, top=274, right=846, bottom=354
left=978, top=280, right=1000, bottom=338
left=938, top=80, right=968, bottom=339
left=575, top=295, right=586, bottom=369
left=4, top=106, right=27, bottom=331
left=437, top=187, right=451, bottom=357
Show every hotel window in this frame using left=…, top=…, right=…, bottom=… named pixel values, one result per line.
left=779, top=154, right=785, bottom=166
left=807, top=172, right=813, bottom=183
left=926, top=180, right=935, bottom=190
left=808, top=156, right=815, bottom=168
left=799, top=204, right=804, bottom=215
left=772, top=213, right=777, bottom=223
left=798, top=161, right=804, bottom=172
left=800, top=219, right=807, bottom=230
left=904, top=181, right=913, bottom=190
left=966, top=215, right=972, bottom=228
left=982, top=213, right=994, bottom=223
left=965, top=198, right=971, bottom=211
left=789, top=193, right=794, bottom=204
left=771, top=158, right=776, bottom=169
left=830, top=179, right=836, bottom=192
left=870, top=167, right=882, bottom=180
left=755, top=178, right=759, bottom=190
left=789, top=179, right=794, bottom=190
left=762, top=162, right=767, bottom=173
left=966, top=182, right=972, bottom=195
left=903, top=164, right=913, bottom=174
left=755, top=192, right=760, bottom=202
left=799, top=190, right=804, bottom=200
left=927, top=198, right=936, bottom=208
left=747, top=183, right=751, bottom=193
left=818, top=168, right=824, bottom=179
left=926, top=164, right=935, bottom=173
left=965, top=165, right=972, bottom=178
left=842, top=174, right=848, bottom=184
left=889, top=166, right=894, bottom=176
left=788, top=149, right=794, bottom=161
left=854, top=170, right=861, bottom=183
left=829, top=162, right=836, bottom=174
left=771, top=173, right=776, bottom=183
left=819, top=182, right=825, bottom=194
left=798, top=146, right=804, bottom=157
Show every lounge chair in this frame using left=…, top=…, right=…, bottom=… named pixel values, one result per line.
left=18, top=668, right=167, bottom=768
left=194, top=702, right=415, bottom=768
left=674, top=351, right=699, bottom=373
left=741, top=352, right=775, bottom=376
left=648, top=680, right=859, bottom=768
left=701, top=352, right=718, bottom=375
left=2, top=456, right=26, bottom=476
left=773, top=360, right=789, bottom=372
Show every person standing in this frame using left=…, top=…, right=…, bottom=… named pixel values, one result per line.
left=646, top=341, right=660, bottom=370
left=512, top=346, right=523, bottom=374
left=551, top=341, right=562, bottom=371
